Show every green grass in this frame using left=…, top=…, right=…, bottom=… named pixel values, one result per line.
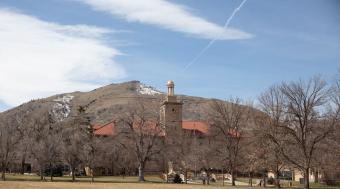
left=1, top=174, right=339, bottom=189
left=0, top=181, right=264, bottom=189
left=4, top=174, right=163, bottom=183
left=236, top=177, right=258, bottom=184
left=279, top=180, right=339, bottom=188
left=1, top=181, right=340, bottom=189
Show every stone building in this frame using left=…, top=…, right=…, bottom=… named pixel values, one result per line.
left=93, top=80, right=210, bottom=175
left=94, top=80, right=209, bottom=137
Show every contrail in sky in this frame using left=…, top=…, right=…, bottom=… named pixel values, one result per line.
left=184, top=0, right=248, bottom=70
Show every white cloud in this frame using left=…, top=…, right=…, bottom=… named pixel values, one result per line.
left=76, top=0, right=252, bottom=40
left=0, top=9, right=126, bottom=107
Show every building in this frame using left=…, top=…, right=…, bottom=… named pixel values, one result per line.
left=93, top=80, right=209, bottom=138
left=92, top=80, right=211, bottom=175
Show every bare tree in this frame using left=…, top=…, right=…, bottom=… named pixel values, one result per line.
left=17, top=126, right=33, bottom=175
left=243, top=146, right=262, bottom=187
left=257, top=85, right=287, bottom=188
left=262, top=77, right=337, bottom=189
left=0, top=113, right=22, bottom=180
left=26, top=107, right=62, bottom=181
left=178, top=130, right=205, bottom=184
left=98, top=137, right=130, bottom=176
left=321, top=73, right=340, bottom=183
left=118, top=99, right=163, bottom=181
left=62, top=105, right=90, bottom=182
left=84, top=128, right=101, bottom=182
left=208, top=98, right=251, bottom=186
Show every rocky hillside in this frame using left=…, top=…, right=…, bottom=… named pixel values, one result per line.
left=1, top=81, right=226, bottom=125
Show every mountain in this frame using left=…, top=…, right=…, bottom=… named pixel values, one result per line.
left=0, top=81, right=225, bottom=125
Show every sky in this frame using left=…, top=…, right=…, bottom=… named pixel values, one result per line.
left=0, top=0, right=339, bottom=111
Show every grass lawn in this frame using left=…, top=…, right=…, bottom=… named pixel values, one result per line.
left=1, top=181, right=340, bottom=189
left=3, top=174, right=164, bottom=183
left=0, top=175, right=339, bottom=189
left=0, top=181, right=261, bottom=189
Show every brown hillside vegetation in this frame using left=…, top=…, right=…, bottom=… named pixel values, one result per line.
left=0, top=80, right=258, bottom=125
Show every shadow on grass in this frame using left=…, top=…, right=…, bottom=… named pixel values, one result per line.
left=4, top=175, right=166, bottom=184
left=3, top=175, right=340, bottom=189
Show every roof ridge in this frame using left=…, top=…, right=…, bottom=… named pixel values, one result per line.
left=182, top=120, right=208, bottom=123
left=94, top=120, right=115, bottom=130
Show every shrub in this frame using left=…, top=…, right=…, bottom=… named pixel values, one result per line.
left=267, top=177, right=275, bottom=185
left=324, top=179, right=337, bottom=186
left=173, top=174, right=182, bottom=184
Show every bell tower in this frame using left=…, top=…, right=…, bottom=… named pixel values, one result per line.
left=160, top=80, right=183, bottom=139
left=160, top=80, right=183, bottom=174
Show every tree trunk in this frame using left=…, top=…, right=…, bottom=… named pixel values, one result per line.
left=20, top=155, right=26, bottom=175
left=222, top=168, right=225, bottom=186
left=263, top=173, right=267, bottom=187
left=111, top=160, right=114, bottom=176
left=314, top=169, right=319, bottom=183
left=249, top=172, right=253, bottom=186
left=304, top=168, right=310, bottom=189
left=50, top=168, right=53, bottom=181
left=207, top=169, right=210, bottom=185
left=50, top=163, right=53, bottom=182
left=166, top=164, right=169, bottom=183
left=91, top=168, right=94, bottom=183
left=40, top=167, right=43, bottom=181
left=185, top=168, right=188, bottom=184
left=138, top=163, right=145, bottom=182
left=1, top=164, right=6, bottom=181
left=1, top=172, right=5, bottom=181
left=71, top=167, right=76, bottom=182
left=275, top=168, right=280, bottom=188
left=231, top=169, right=236, bottom=186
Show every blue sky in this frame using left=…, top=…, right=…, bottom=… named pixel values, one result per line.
left=0, top=0, right=339, bottom=111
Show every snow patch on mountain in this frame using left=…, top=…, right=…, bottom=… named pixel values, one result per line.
left=137, top=84, right=162, bottom=95
left=52, top=95, right=74, bottom=121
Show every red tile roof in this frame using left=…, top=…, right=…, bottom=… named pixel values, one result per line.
left=93, top=121, right=115, bottom=136
left=182, top=121, right=209, bottom=134
left=93, top=120, right=211, bottom=136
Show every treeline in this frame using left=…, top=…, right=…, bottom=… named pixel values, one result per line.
left=0, top=75, right=339, bottom=189
left=0, top=97, right=164, bottom=182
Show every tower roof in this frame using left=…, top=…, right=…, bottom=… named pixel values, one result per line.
left=167, top=80, right=174, bottom=86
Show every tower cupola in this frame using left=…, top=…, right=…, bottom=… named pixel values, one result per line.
left=167, top=80, right=175, bottom=96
